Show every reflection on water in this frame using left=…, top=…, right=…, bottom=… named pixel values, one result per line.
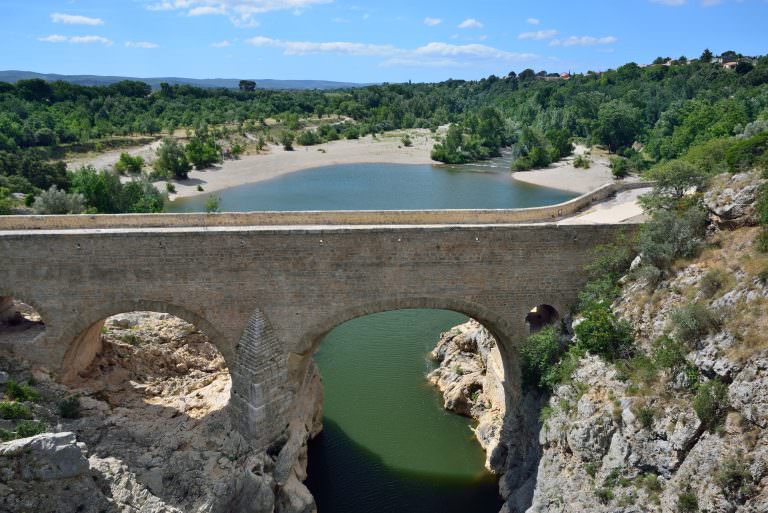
left=167, top=160, right=575, bottom=213
left=306, top=310, right=504, bottom=513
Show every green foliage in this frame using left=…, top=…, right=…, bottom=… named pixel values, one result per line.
left=297, top=130, right=322, bottom=146
left=166, top=182, right=176, bottom=193
left=636, top=405, right=655, bottom=429
left=595, top=487, right=614, bottom=505
left=610, top=156, right=631, bottom=179
left=0, top=401, right=31, bottom=420
left=585, top=462, right=597, bottom=478
left=669, top=302, right=721, bottom=345
left=401, top=134, right=413, bottom=147
left=636, top=207, right=708, bottom=273
left=541, top=345, right=586, bottom=389
left=593, top=100, right=643, bottom=152
left=700, top=268, right=729, bottom=298
left=154, top=137, right=191, bottom=179
left=280, top=131, right=295, bottom=151
left=521, top=326, right=563, bottom=390
left=692, top=379, right=729, bottom=431
left=186, top=127, right=222, bottom=169
left=205, top=195, right=222, bottom=213
left=58, top=395, right=81, bottom=419
left=32, top=185, right=85, bottom=214
left=717, top=453, right=755, bottom=502
left=5, top=380, right=40, bottom=402
left=677, top=491, right=699, bottom=512
left=573, top=154, right=591, bottom=169
left=652, top=336, right=688, bottom=372
left=114, top=152, right=144, bottom=175
left=433, top=108, right=508, bottom=164
left=69, top=166, right=163, bottom=213
left=725, top=132, right=768, bottom=172
left=15, top=420, right=47, bottom=438
left=641, top=160, right=710, bottom=212
left=574, top=304, right=634, bottom=361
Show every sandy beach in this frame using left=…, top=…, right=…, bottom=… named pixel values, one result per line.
left=511, top=144, right=615, bottom=194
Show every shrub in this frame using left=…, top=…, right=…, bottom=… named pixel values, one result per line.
left=637, top=406, right=655, bottom=429
left=652, top=336, right=688, bottom=372
left=32, top=186, right=85, bottom=215
left=637, top=207, right=708, bottom=272
left=611, top=156, right=631, bottom=179
left=197, top=184, right=204, bottom=192
left=5, top=380, right=40, bottom=402
left=693, top=379, right=729, bottom=431
left=725, top=131, right=768, bottom=173
left=186, top=134, right=222, bottom=170
left=122, top=333, right=140, bottom=346
left=595, top=487, right=614, bottom=504
left=401, top=134, right=413, bottom=147
left=574, top=304, right=634, bottom=361
left=717, top=453, right=755, bottom=502
left=669, top=303, right=720, bottom=346
left=15, top=420, right=47, bottom=438
left=280, top=131, right=295, bottom=151
left=641, top=160, right=709, bottom=211
left=114, top=152, right=144, bottom=175
left=165, top=182, right=176, bottom=193
left=0, top=401, right=31, bottom=420
left=756, top=230, right=768, bottom=253
left=521, top=326, right=563, bottom=390
left=700, top=268, right=729, bottom=298
left=677, top=491, right=699, bottom=512
left=574, top=154, right=591, bottom=169
left=58, top=395, right=81, bottom=419
left=297, top=130, right=322, bottom=146
left=205, top=195, right=221, bottom=213
left=154, top=137, right=191, bottom=179
left=542, top=345, right=585, bottom=390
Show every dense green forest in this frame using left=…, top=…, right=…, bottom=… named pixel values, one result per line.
left=1, top=49, right=767, bottom=214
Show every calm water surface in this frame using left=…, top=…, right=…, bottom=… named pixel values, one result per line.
left=172, top=159, right=573, bottom=512
left=167, top=159, right=575, bottom=212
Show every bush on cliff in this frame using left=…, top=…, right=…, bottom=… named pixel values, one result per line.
left=521, top=326, right=564, bottom=390
left=574, top=304, right=634, bottom=361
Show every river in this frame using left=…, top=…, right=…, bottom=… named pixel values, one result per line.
left=167, top=159, right=576, bottom=512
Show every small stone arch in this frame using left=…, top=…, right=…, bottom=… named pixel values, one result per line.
left=525, top=304, right=561, bottom=334
left=0, top=294, right=47, bottom=346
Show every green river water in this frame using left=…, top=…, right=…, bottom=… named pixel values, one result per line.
left=168, top=160, right=575, bottom=512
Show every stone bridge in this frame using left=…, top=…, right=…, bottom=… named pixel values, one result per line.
left=0, top=206, right=638, bottom=449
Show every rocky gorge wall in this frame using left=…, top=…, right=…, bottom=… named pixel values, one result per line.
left=0, top=312, right=322, bottom=513
left=429, top=171, right=768, bottom=513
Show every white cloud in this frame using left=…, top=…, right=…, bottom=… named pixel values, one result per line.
left=39, top=34, right=113, bottom=45
left=212, top=40, right=232, bottom=47
left=424, top=17, right=442, bottom=26
left=549, top=35, right=618, bottom=47
left=246, top=35, right=537, bottom=68
left=458, top=18, right=483, bottom=29
left=126, top=41, right=159, bottom=49
left=518, top=29, right=558, bottom=41
left=146, top=0, right=332, bottom=26
left=526, top=17, right=540, bottom=25
left=50, top=13, right=104, bottom=26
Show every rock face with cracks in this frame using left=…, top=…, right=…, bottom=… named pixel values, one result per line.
left=0, top=311, right=322, bottom=513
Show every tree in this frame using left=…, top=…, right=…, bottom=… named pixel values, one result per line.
left=280, top=131, right=295, bottom=151
left=641, top=160, right=709, bottom=210
left=700, top=48, right=714, bottom=63
left=154, top=137, right=192, bottom=179
left=239, top=80, right=257, bottom=92
left=114, top=153, right=144, bottom=175
left=32, top=186, right=85, bottom=215
left=185, top=129, right=222, bottom=170
left=69, top=166, right=123, bottom=213
left=735, top=61, right=754, bottom=75
left=593, top=100, right=643, bottom=153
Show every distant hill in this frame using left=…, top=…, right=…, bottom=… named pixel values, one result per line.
left=0, top=70, right=367, bottom=91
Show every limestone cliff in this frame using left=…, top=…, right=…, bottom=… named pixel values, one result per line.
left=431, top=171, right=768, bottom=513
left=0, top=312, right=322, bottom=513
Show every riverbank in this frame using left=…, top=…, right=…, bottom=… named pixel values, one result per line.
left=511, top=144, right=614, bottom=194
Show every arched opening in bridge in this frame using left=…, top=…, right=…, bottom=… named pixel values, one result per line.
left=0, top=296, right=45, bottom=345
left=525, top=304, right=560, bottom=334
left=52, top=311, right=239, bottom=511
left=305, top=308, right=505, bottom=513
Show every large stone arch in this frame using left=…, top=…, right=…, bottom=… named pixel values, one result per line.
left=235, top=295, right=551, bottom=449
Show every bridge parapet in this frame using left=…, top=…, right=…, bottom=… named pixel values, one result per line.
left=0, top=181, right=649, bottom=231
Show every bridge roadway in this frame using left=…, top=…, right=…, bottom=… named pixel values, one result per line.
left=0, top=191, right=641, bottom=449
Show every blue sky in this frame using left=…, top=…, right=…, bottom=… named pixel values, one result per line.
left=1, top=0, right=766, bottom=83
